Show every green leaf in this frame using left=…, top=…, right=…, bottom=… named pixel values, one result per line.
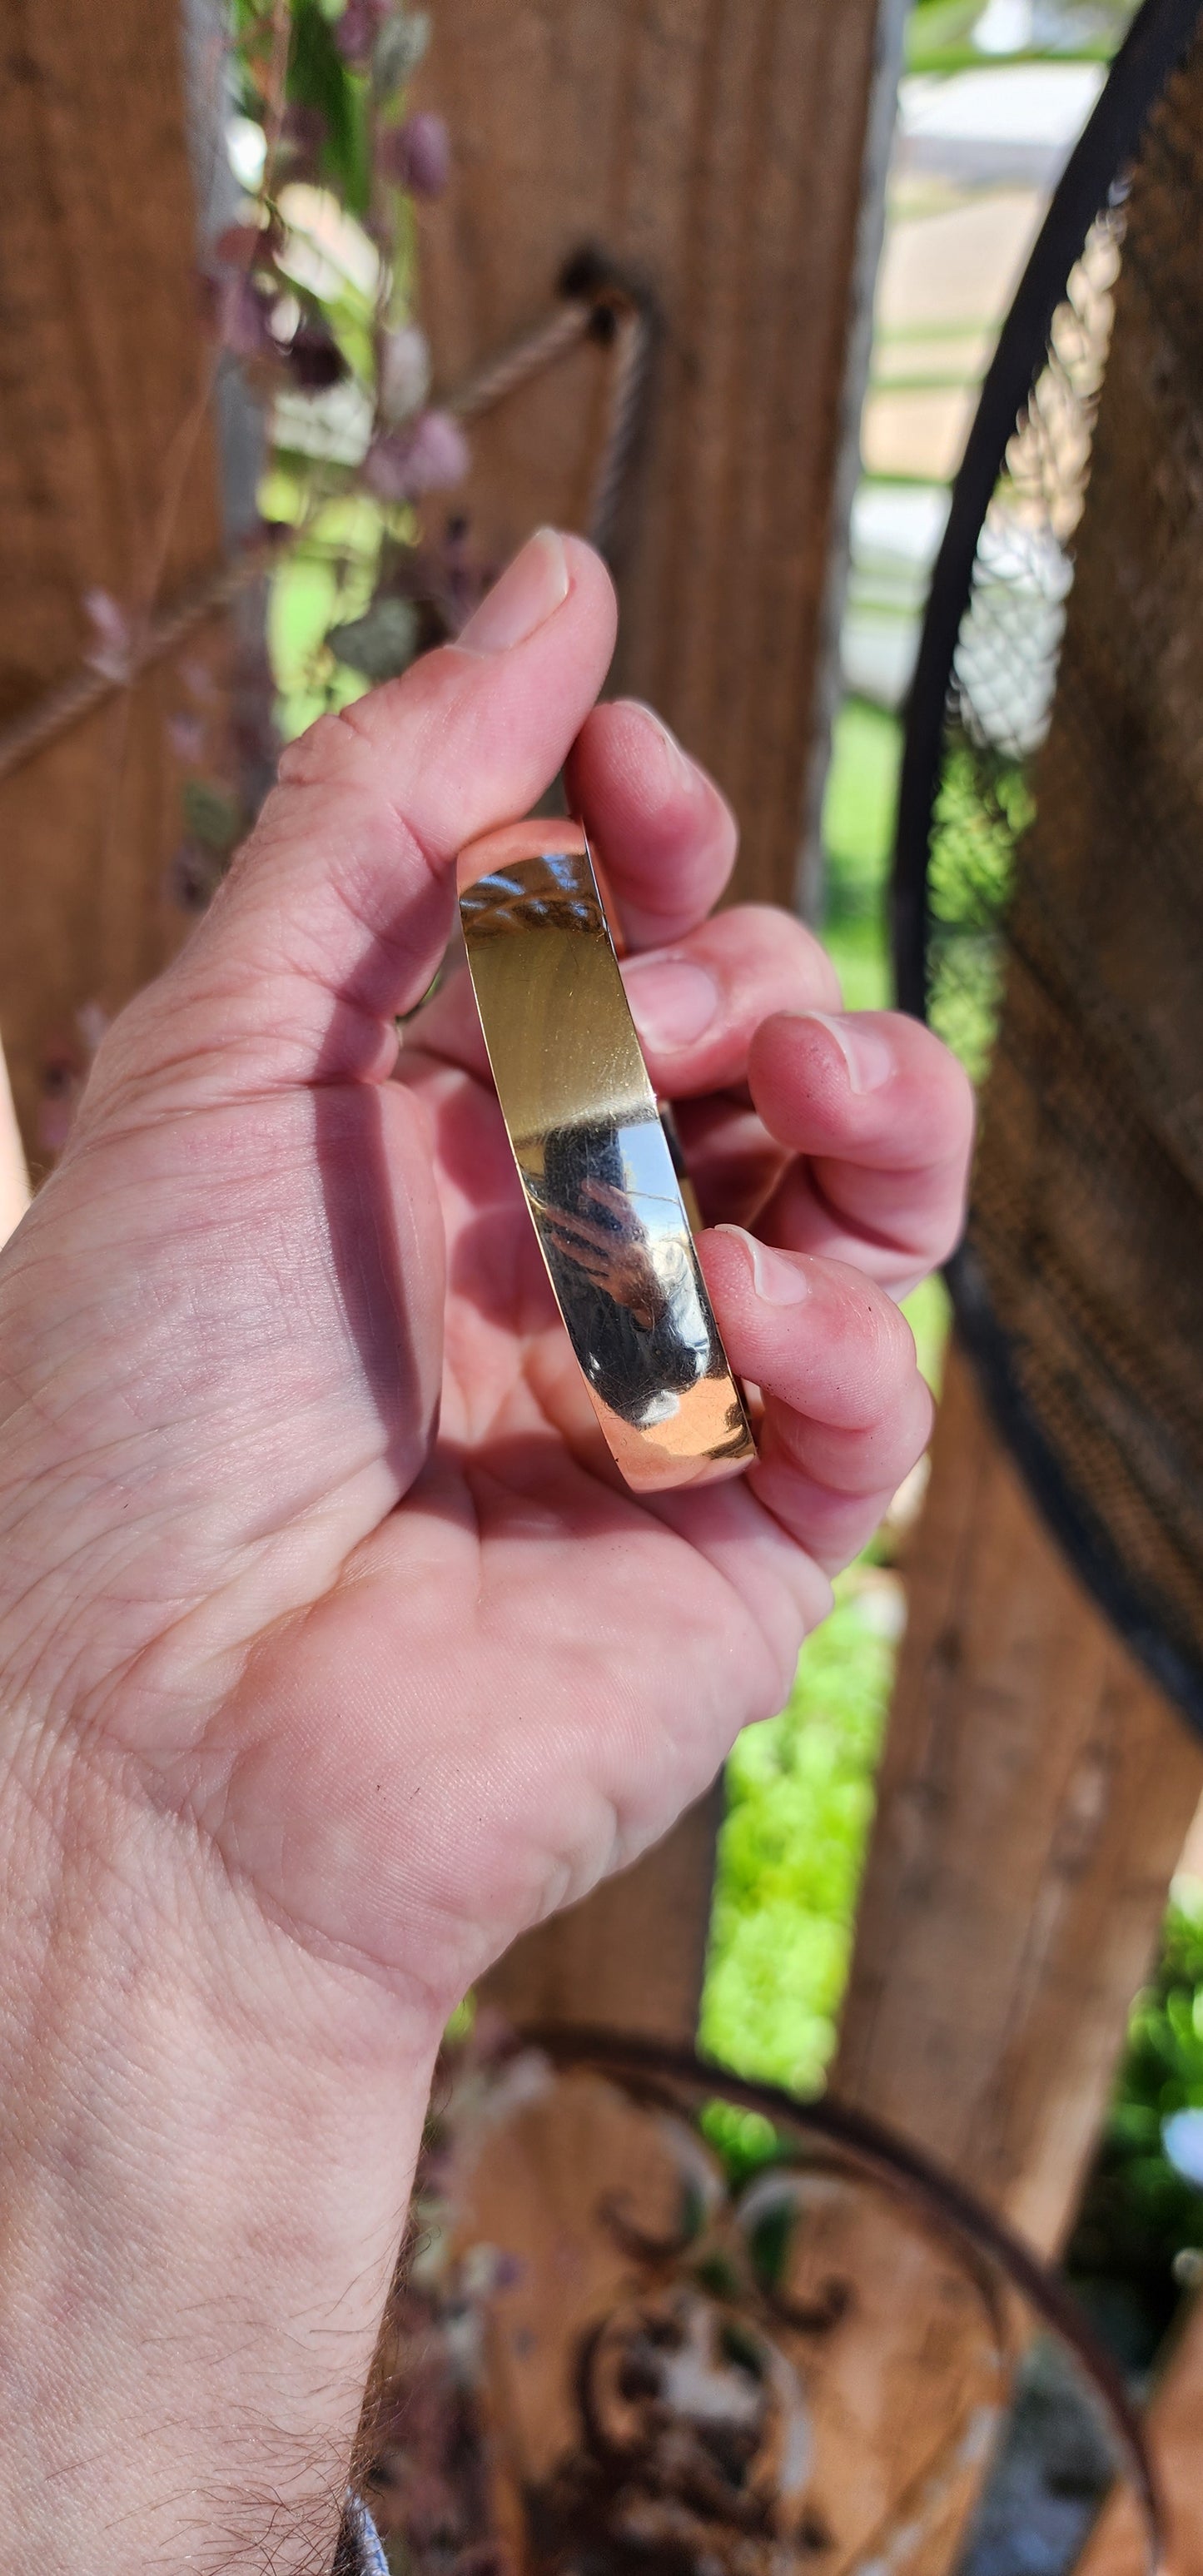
left=181, top=778, right=242, bottom=853
left=287, top=0, right=371, bottom=216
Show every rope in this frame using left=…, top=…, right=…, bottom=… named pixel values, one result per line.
left=586, top=301, right=654, bottom=556
left=0, top=542, right=283, bottom=787
left=0, top=266, right=655, bottom=790
left=447, top=296, right=594, bottom=424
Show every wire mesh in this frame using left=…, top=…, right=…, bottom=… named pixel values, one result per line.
left=926, top=211, right=1121, bottom=1082
left=901, top=1, right=1203, bottom=1724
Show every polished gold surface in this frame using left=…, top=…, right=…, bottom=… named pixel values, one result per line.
left=458, top=820, right=756, bottom=1493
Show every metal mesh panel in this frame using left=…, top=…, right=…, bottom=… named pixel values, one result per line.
left=927, top=215, right=1121, bottom=1080
left=897, top=0, right=1203, bottom=1723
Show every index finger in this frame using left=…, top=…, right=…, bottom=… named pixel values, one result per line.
left=564, top=699, right=738, bottom=947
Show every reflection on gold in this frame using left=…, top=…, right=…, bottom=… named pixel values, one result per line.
left=458, top=821, right=756, bottom=1494
left=595, top=1378, right=754, bottom=1495
left=534, top=1174, right=670, bottom=1335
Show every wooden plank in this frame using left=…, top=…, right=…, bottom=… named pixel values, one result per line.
left=1075, top=2290, right=1203, bottom=2576
left=835, top=1343, right=1203, bottom=2259
left=483, top=1783, right=724, bottom=2043
left=411, top=0, right=892, bottom=914
left=0, top=0, right=225, bottom=1171
left=417, top=0, right=897, bottom=2044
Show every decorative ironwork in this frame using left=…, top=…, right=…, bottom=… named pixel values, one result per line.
left=357, top=2033, right=1161, bottom=2576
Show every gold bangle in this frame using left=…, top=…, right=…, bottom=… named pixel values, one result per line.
left=458, top=818, right=757, bottom=1495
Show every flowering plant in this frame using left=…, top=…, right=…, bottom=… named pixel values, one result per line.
left=222, top=0, right=480, bottom=730
left=134, top=0, right=481, bottom=957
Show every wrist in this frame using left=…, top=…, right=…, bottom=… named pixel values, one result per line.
left=0, top=1711, right=440, bottom=2574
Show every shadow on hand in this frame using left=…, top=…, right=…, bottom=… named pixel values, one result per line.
left=309, top=908, right=450, bottom=1484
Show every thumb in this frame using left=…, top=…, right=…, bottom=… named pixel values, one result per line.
left=87, top=531, right=617, bottom=1121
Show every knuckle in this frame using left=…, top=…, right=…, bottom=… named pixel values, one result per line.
left=276, top=707, right=360, bottom=788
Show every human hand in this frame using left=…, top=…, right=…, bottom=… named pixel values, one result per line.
left=0, top=530, right=972, bottom=2568
left=0, top=530, right=971, bottom=2011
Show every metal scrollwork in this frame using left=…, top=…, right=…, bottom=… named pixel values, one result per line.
left=359, top=2034, right=1162, bottom=2576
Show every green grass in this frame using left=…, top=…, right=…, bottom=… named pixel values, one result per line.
left=904, top=0, right=1137, bottom=70
left=700, top=1569, right=902, bottom=2095
left=819, top=698, right=903, bottom=1012
left=698, top=1275, right=947, bottom=2101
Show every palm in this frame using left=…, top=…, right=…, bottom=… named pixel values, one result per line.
left=0, top=1018, right=793, bottom=2009
left=226, top=1032, right=802, bottom=2002
left=0, top=539, right=967, bottom=2021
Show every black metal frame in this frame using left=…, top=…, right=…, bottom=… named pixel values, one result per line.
left=524, top=2026, right=1165, bottom=2574
left=891, top=0, right=1203, bottom=1732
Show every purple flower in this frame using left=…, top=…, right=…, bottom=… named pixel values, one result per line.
left=334, top=0, right=390, bottom=67
left=286, top=319, right=347, bottom=390
left=167, top=711, right=207, bottom=764
left=378, top=111, right=450, bottom=198
left=82, top=589, right=133, bottom=680
left=211, top=221, right=266, bottom=270
left=361, top=410, right=470, bottom=501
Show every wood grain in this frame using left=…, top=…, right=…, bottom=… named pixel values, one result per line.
left=421, top=0, right=895, bottom=2044
left=836, top=1344, right=1203, bottom=2260
left=0, top=0, right=224, bottom=1169
left=1075, top=2290, right=1203, bottom=2576
left=411, top=0, right=888, bottom=913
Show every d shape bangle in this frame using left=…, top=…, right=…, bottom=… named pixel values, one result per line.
left=458, top=818, right=757, bottom=1495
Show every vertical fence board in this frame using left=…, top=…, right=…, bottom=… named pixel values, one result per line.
left=412, top=0, right=891, bottom=915
left=836, top=1346, right=1203, bottom=2258
left=0, top=0, right=223, bottom=1168
left=1075, top=2290, right=1203, bottom=2576
left=413, top=0, right=895, bottom=2041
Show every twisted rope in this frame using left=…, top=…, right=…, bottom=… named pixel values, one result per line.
left=447, top=296, right=594, bottom=424
left=586, top=299, right=654, bottom=556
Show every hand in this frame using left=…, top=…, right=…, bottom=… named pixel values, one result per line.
left=0, top=530, right=972, bottom=2569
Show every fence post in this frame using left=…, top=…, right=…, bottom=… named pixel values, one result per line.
left=0, top=0, right=226, bottom=1170
left=837, top=1342, right=1203, bottom=2254
left=411, top=0, right=901, bottom=919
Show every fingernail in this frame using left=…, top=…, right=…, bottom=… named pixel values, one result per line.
left=624, top=955, right=718, bottom=1049
left=458, top=528, right=569, bottom=653
left=715, top=1225, right=810, bottom=1305
left=802, top=1010, right=893, bottom=1094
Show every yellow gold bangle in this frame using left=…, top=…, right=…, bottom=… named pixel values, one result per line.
left=458, top=818, right=757, bottom=1495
